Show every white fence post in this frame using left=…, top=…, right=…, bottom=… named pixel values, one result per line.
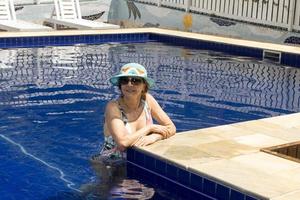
left=136, top=0, right=299, bottom=31
left=288, top=0, right=296, bottom=31
left=157, top=0, right=161, bottom=7
left=185, top=0, right=191, bottom=12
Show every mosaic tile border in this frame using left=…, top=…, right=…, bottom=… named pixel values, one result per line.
left=150, top=34, right=263, bottom=58
left=0, top=32, right=298, bottom=67
left=127, top=148, right=266, bottom=200
left=0, top=33, right=150, bottom=48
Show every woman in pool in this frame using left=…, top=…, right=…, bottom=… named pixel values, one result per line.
left=90, top=63, right=176, bottom=187
left=98, top=63, right=176, bottom=160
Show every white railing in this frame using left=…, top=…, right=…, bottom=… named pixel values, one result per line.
left=134, top=0, right=300, bottom=31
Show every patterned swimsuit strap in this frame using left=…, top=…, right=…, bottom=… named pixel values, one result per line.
left=143, top=99, right=153, bottom=125
left=117, top=100, right=128, bottom=124
left=117, top=98, right=152, bottom=124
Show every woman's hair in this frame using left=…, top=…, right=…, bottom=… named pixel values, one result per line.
left=118, top=78, right=149, bottom=100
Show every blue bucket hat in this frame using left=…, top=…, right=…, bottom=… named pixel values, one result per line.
left=109, top=63, right=155, bottom=88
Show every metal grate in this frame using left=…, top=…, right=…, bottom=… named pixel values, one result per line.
left=263, top=50, right=281, bottom=63
left=261, top=141, right=300, bottom=163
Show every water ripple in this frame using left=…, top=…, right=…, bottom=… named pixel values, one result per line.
left=0, top=134, right=82, bottom=193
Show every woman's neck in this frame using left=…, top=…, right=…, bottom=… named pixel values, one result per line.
left=121, top=96, right=141, bottom=111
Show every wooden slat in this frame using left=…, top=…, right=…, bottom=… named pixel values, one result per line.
left=282, top=0, right=289, bottom=24
left=247, top=0, right=253, bottom=18
left=294, top=0, right=300, bottom=27
left=262, top=0, right=268, bottom=20
left=297, top=145, right=300, bottom=160
left=226, top=0, right=230, bottom=14
left=272, top=0, right=279, bottom=22
left=257, top=0, right=263, bottom=19
left=203, top=0, right=207, bottom=10
left=220, top=0, right=225, bottom=13
left=207, top=0, right=212, bottom=11
left=201, top=0, right=204, bottom=9
left=233, top=0, right=239, bottom=16
left=277, top=0, right=284, bottom=23
left=252, top=0, right=258, bottom=19
left=267, top=0, right=273, bottom=21
left=238, top=0, right=244, bottom=17
left=288, top=145, right=297, bottom=158
left=211, top=0, right=216, bottom=11
left=242, top=0, right=247, bottom=17
left=277, top=147, right=288, bottom=155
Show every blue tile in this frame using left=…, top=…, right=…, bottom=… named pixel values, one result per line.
left=120, top=33, right=126, bottom=42
left=281, top=53, right=292, bottom=66
left=230, top=189, right=245, bottom=200
left=139, top=168, right=156, bottom=184
left=177, top=167, right=190, bottom=186
left=22, top=37, right=29, bottom=46
left=288, top=53, right=296, bottom=66
left=246, top=195, right=259, bottom=200
left=155, top=173, right=168, bottom=190
left=216, top=184, right=230, bottom=200
left=203, top=178, right=216, bottom=197
left=144, top=154, right=155, bottom=171
left=49, top=36, right=54, bottom=44
left=281, top=53, right=287, bottom=65
left=134, top=164, right=146, bottom=177
left=190, top=190, right=216, bottom=200
left=134, top=150, right=145, bottom=166
left=190, top=173, right=203, bottom=192
left=177, top=184, right=192, bottom=199
left=155, top=159, right=166, bottom=175
left=165, top=163, right=177, bottom=180
left=126, top=162, right=135, bottom=177
left=126, top=148, right=135, bottom=162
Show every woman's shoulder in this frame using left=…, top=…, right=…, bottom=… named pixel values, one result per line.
left=107, top=99, right=119, bottom=106
left=105, top=100, right=121, bottom=114
left=145, top=93, right=155, bottom=101
left=145, top=93, right=158, bottom=105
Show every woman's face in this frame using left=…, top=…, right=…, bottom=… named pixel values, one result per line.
left=119, top=77, right=145, bottom=97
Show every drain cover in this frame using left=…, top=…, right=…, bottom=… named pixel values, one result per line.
left=261, top=141, right=300, bottom=163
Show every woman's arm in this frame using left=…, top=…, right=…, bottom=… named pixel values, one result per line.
left=105, top=101, right=153, bottom=151
left=133, top=133, right=163, bottom=147
left=146, top=93, right=176, bottom=138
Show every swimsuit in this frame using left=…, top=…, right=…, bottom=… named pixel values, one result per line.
left=91, top=99, right=152, bottom=163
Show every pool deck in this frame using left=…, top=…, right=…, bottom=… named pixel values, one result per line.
left=138, top=113, right=300, bottom=200
left=1, top=28, right=300, bottom=200
left=1, top=27, right=300, bottom=54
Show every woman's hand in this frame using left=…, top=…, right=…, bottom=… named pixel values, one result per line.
left=149, top=124, right=170, bottom=139
left=133, top=134, right=163, bottom=147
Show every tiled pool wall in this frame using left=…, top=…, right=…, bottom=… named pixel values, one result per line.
left=0, top=32, right=299, bottom=68
left=1, top=32, right=299, bottom=199
left=127, top=148, right=265, bottom=200
left=0, top=33, right=150, bottom=48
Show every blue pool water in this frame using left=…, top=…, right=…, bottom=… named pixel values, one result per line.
left=0, top=42, right=300, bottom=199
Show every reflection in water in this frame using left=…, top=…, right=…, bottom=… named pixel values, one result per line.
left=110, top=179, right=154, bottom=199
left=81, top=161, right=155, bottom=199
left=0, top=43, right=299, bottom=115
left=80, top=178, right=155, bottom=200
left=0, top=42, right=300, bottom=199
